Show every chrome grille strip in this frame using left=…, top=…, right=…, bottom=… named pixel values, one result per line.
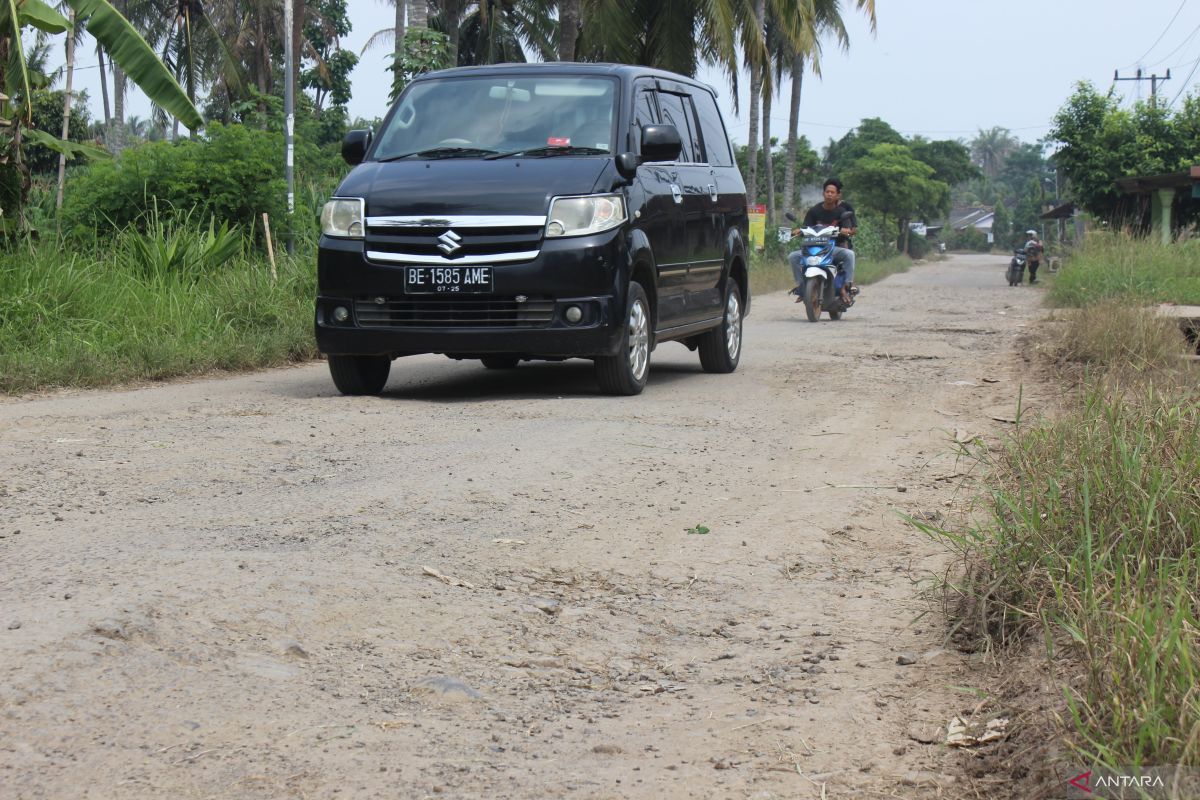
left=365, top=250, right=540, bottom=265
left=366, top=215, right=547, bottom=228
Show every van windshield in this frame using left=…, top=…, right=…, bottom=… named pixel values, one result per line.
left=373, top=76, right=618, bottom=161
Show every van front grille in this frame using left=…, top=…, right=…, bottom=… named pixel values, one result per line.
left=354, top=296, right=556, bottom=328
left=364, top=217, right=545, bottom=264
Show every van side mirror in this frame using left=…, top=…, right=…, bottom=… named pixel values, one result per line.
left=342, top=129, right=373, bottom=165
left=641, top=125, right=682, bottom=163
left=616, top=152, right=640, bottom=180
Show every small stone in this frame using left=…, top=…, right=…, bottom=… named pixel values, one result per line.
left=279, top=639, right=309, bottom=659
left=896, top=485, right=908, bottom=493
left=896, top=653, right=918, bottom=665
left=7, top=621, right=21, bottom=630
left=530, top=598, right=561, bottom=616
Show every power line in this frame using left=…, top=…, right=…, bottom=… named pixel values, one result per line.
left=1167, top=55, right=1200, bottom=107
left=1126, top=0, right=1188, bottom=68
left=1145, top=20, right=1200, bottom=68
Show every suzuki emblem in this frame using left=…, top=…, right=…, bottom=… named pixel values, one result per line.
left=437, top=230, right=463, bottom=255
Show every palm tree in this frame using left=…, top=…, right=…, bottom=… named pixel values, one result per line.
left=971, top=126, right=1018, bottom=179
left=457, top=0, right=555, bottom=66
left=409, top=0, right=428, bottom=29
left=780, top=1, right=874, bottom=217
left=55, top=9, right=80, bottom=209
left=745, top=0, right=765, bottom=210
left=557, top=0, right=579, bottom=60
left=577, top=0, right=775, bottom=82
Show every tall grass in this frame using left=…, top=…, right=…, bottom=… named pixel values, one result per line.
left=1048, top=233, right=1200, bottom=307
left=925, top=303, right=1199, bottom=771
left=0, top=224, right=317, bottom=394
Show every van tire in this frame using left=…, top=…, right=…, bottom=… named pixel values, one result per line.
left=595, top=281, right=650, bottom=396
left=698, top=282, right=742, bottom=373
left=328, top=354, right=390, bottom=395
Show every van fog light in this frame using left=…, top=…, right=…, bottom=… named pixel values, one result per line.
left=333, top=306, right=350, bottom=323
left=565, top=305, right=583, bottom=324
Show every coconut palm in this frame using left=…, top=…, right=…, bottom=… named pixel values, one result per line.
left=779, top=0, right=874, bottom=218
left=457, top=0, right=556, bottom=66
left=971, top=126, right=1018, bottom=179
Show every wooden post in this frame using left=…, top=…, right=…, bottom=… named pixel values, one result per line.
left=262, top=212, right=277, bottom=282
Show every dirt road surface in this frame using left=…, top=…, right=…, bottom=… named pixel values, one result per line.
left=1, top=254, right=1048, bottom=799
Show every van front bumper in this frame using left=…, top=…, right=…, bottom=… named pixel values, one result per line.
left=315, top=229, right=628, bottom=359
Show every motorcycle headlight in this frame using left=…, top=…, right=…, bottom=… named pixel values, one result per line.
left=321, top=198, right=365, bottom=239
left=806, top=255, right=824, bottom=266
left=545, top=194, right=626, bottom=238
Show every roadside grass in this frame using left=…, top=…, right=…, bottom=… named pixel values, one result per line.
left=1047, top=233, right=1200, bottom=307
left=921, top=291, right=1200, bottom=771
left=748, top=248, right=911, bottom=297
left=0, top=229, right=317, bottom=394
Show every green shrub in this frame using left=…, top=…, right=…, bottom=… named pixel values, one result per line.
left=61, top=123, right=293, bottom=238
left=944, top=225, right=991, bottom=251
left=906, top=232, right=931, bottom=258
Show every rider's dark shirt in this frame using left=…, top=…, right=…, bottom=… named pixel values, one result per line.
left=804, top=201, right=856, bottom=248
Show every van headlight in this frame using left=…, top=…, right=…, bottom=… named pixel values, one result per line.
left=545, top=194, right=626, bottom=238
left=321, top=198, right=365, bottom=238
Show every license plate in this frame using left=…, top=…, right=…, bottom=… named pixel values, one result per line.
left=404, top=266, right=493, bottom=294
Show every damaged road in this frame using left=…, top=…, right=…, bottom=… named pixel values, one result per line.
left=0, top=254, right=1046, bottom=798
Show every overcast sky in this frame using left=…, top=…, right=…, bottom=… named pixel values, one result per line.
left=62, top=0, right=1200, bottom=152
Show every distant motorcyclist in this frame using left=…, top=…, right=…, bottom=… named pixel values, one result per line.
left=1023, top=230, right=1044, bottom=284
left=790, top=178, right=858, bottom=303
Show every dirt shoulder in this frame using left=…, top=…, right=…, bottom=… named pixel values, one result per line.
left=0, top=254, right=1049, bottom=799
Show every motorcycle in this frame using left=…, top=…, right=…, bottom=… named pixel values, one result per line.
left=1007, top=248, right=1027, bottom=286
left=785, top=211, right=856, bottom=322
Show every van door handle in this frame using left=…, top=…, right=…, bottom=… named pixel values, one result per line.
left=707, top=183, right=718, bottom=202
left=671, top=184, right=683, bottom=204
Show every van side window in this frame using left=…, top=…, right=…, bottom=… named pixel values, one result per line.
left=632, top=90, right=657, bottom=153
left=693, top=91, right=734, bottom=167
left=655, top=92, right=700, bottom=164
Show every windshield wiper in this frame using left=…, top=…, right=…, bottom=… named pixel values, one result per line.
left=484, top=145, right=610, bottom=160
left=377, top=146, right=498, bottom=162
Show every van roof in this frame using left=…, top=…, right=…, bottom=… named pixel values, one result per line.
left=414, top=62, right=719, bottom=98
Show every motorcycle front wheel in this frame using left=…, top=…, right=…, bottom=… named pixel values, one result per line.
left=803, top=276, right=824, bottom=322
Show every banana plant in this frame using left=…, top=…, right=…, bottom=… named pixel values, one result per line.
left=0, top=0, right=201, bottom=225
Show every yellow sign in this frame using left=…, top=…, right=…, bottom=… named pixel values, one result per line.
left=748, top=207, right=766, bottom=250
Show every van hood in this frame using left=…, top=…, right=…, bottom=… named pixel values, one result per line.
left=338, top=158, right=615, bottom=218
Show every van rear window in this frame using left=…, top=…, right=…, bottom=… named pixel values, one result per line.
left=375, top=76, right=619, bottom=160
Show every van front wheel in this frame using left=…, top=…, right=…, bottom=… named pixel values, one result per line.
left=328, top=354, right=390, bottom=395
left=595, top=282, right=650, bottom=396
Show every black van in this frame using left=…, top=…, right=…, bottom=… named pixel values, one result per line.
left=315, top=63, right=749, bottom=396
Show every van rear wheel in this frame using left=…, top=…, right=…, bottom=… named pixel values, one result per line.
left=595, top=281, right=650, bottom=396
left=328, top=354, right=390, bottom=395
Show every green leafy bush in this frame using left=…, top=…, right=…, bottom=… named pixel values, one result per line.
left=944, top=225, right=991, bottom=252
left=906, top=232, right=931, bottom=258
left=61, top=123, right=287, bottom=238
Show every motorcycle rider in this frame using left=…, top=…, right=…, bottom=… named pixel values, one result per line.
left=790, top=178, right=858, bottom=303
left=1024, top=230, right=1044, bottom=284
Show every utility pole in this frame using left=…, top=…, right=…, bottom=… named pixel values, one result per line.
left=284, top=0, right=296, bottom=255
left=1114, top=68, right=1171, bottom=109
